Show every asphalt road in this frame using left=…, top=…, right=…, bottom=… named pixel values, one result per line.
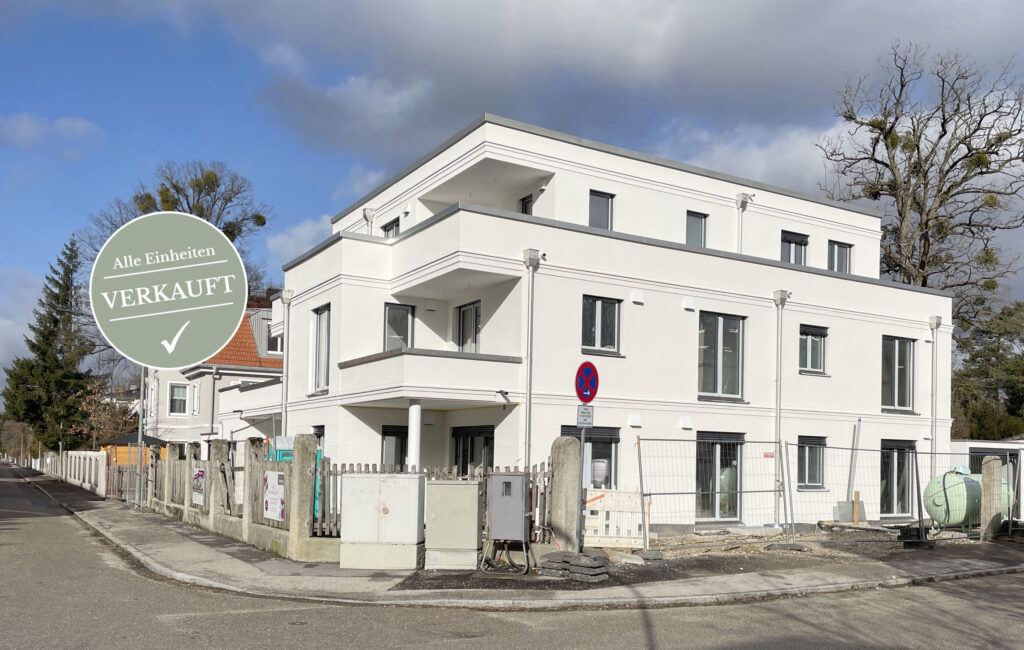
left=3, top=462, right=1024, bottom=649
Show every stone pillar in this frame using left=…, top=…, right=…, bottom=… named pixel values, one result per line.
left=187, top=442, right=201, bottom=522
left=208, top=440, right=230, bottom=524
left=242, top=437, right=264, bottom=543
left=288, top=433, right=318, bottom=558
left=982, top=455, right=1004, bottom=541
left=162, top=444, right=181, bottom=513
left=147, top=447, right=159, bottom=509
left=407, top=400, right=422, bottom=468
left=549, top=436, right=581, bottom=551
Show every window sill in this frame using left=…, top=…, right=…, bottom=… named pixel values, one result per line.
left=698, top=395, right=749, bottom=404
left=797, top=486, right=828, bottom=492
left=799, top=370, right=830, bottom=377
left=881, top=408, right=920, bottom=416
left=307, top=388, right=329, bottom=398
left=581, top=348, right=625, bottom=358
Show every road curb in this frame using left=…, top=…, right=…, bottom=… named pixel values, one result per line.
left=16, top=465, right=1024, bottom=611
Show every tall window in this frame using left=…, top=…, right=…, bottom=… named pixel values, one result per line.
left=457, top=301, right=481, bottom=353
left=882, top=336, right=914, bottom=409
left=686, top=210, right=707, bottom=247
left=581, top=296, right=620, bottom=352
left=798, top=436, right=825, bottom=488
left=828, top=241, right=852, bottom=274
left=384, top=303, right=414, bottom=350
left=696, top=432, right=743, bottom=520
left=519, top=194, right=533, bottom=215
left=168, top=384, right=187, bottom=416
left=191, top=383, right=200, bottom=416
left=381, top=425, right=408, bottom=466
left=452, top=426, right=494, bottom=475
left=561, top=426, right=620, bottom=489
left=781, top=231, right=808, bottom=265
left=799, top=325, right=828, bottom=373
left=698, top=312, right=744, bottom=397
left=589, top=190, right=613, bottom=230
left=267, top=326, right=283, bottom=354
left=381, top=218, right=400, bottom=239
left=881, top=440, right=914, bottom=516
left=313, top=305, right=330, bottom=391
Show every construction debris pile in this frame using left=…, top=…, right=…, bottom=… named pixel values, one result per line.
left=538, top=551, right=609, bottom=582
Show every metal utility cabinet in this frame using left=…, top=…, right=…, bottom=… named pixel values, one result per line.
left=424, top=480, right=482, bottom=569
left=488, top=472, right=530, bottom=541
left=339, top=473, right=425, bottom=570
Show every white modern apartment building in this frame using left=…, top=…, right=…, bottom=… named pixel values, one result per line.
left=223, top=115, right=953, bottom=526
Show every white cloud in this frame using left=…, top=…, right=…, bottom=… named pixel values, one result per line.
left=0, top=268, right=44, bottom=393
left=261, top=43, right=306, bottom=76
left=333, top=165, right=387, bottom=201
left=265, top=214, right=332, bottom=267
left=0, top=113, right=103, bottom=149
left=656, top=120, right=849, bottom=196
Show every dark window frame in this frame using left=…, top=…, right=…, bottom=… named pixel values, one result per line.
left=589, top=190, right=614, bottom=230
left=383, top=302, right=415, bottom=351
left=581, top=295, right=622, bottom=353
left=797, top=436, right=826, bottom=488
left=686, top=210, right=707, bottom=247
left=828, top=240, right=852, bottom=274
left=381, top=218, right=400, bottom=239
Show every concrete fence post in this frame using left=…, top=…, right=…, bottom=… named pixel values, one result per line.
left=287, top=434, right=317, bottom=558
left=982, top=455, right=1003, bottom=541
left=163, top=444, right=180, bottom=513
left=242, top=437, right=263, bottom=544
left=208, top=440, right=230, bottom=526
left=147, top=447, right=159, bottom=509
left=186, top=442, right=201, bottom=522
left=549, top=436, right=582, bottom=551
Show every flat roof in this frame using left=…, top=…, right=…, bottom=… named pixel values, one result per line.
left=330, top=114, right=883, bottom=225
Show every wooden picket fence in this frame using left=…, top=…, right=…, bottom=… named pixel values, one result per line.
left=311, top=459, right=553, bottom=541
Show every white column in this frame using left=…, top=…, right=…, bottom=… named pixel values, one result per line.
left=407, top=399, right=422, bottom=468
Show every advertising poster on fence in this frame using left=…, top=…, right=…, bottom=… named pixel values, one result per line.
left=191, top=468, right=206, bottom=506
left=263, top=471, right=286, bottom=522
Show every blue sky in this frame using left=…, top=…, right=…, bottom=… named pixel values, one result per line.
left=3, top=0, right=1024, bottom=382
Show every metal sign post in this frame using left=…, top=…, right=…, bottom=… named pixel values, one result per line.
left=574, top=363, right=598, bottom=554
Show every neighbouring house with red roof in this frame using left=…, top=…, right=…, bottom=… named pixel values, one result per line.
left=143, top=308, right=283, bottom=459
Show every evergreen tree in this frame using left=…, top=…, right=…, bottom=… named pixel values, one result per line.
left=2, top=238, right=93, bottom=450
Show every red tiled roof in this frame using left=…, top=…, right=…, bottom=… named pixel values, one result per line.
left=204, top=313, right=284, bottom=369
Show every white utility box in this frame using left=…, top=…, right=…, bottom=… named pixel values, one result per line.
left=424, top=480, right=482, bottom=569
left=339, top=473, right=425, bottom=570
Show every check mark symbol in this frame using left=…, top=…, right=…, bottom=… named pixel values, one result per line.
left=161, top=321, right=191, bottom=354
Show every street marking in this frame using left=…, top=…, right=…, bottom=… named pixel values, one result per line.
left=157, top=605, right=332, bottom=621
left=160, top=320, right=191, bottom=354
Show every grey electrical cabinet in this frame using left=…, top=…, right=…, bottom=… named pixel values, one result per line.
left=487, top=472, right=530, bottom=542
left=424, top=480, right=482, bottom=569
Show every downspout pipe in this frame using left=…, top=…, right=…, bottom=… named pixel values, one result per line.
left=929, top=316, right=942, bottom=480
left=280, top=290, right=295, bottom=445
left=523, top=249, right=542, bottom=470
left=135, top=365, right=146, bottom=507
left=736, top=193, right=754, bottom=254
left=209, top=365, right=219, bottom=455
left=772, top=289, right=791, bottom=528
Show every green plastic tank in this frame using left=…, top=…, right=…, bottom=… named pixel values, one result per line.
left=923, top=469, right=1013, bottom=526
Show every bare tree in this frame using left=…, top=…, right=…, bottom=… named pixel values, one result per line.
left=820, top=42, right=1024, bottom=335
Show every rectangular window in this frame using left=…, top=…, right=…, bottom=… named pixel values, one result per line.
left=799, top=325, right=828, bottom=373
left=781, top=231, right=808, bottom=265
left=696, top=432, right=743, bottom=520
left=686, top=210, right=707, bottom=247
left=381, top=425, right=408, bottom=466
left=313, top=305, right=330, bottom=391
left=519, top=194, right=533, bottom=215
left=561, top=426, right=619, bottom=489
left=384, top=303, right=414, bottom=351
left=589, top=190, right=613, bottom=230
left=798, top=436, right=825, bottom=488
left=381, top=218, right=400, bottom=239
left=168, top=384, right=187, bottom=416
left=828, top=241, right=852, bottom=274
left=457, top=301, right=481, bottom=353
left=582, top=296, right=621, bottom=352
left=882, top=336, right=914, bottom=409
left=267, top=327, right=283, bottom=354
left=880, top=440, right=914, bottom=516
left=698, top=312, right=744, bottom=397
left=452, top=426, right=494, bottom=475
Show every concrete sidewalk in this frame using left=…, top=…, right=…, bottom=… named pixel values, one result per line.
left=17, top=466, right=1024, bottom=610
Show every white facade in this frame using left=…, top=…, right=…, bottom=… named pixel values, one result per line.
left=235, top=115, right=953, bottom=526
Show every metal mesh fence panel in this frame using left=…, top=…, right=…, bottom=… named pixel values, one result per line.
left=638, top=438, right=787, bottom=548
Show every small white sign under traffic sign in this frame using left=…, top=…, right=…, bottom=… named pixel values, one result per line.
left=577, top=404, right=594, bottom=427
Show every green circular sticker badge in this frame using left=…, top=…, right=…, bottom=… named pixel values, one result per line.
left=89, top=212, right=248, bottom=369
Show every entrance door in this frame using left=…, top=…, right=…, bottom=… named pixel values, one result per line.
left=452, top=426, right=494, bottom=474
left=696, top=433, right=742, bottom=521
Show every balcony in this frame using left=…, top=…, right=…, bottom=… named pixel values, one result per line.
left=337, top=347, right=522, bottom=409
